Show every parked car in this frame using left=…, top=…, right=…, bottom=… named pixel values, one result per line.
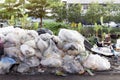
left=102, top=21, right=119, bottom=27
left=108, top=21, right=117, bottom=27
left=116, top=23, right=120, bottom=27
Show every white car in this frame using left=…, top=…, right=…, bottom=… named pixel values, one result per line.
left=108, top=21, right=117, bottom=27
left=102, top=21, right=117, bottom=27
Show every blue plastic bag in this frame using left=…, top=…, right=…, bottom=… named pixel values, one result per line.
left=1, top=57, right=16, bottom=64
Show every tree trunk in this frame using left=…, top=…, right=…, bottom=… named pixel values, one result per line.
left=96, top=31, right=98, bottom=37
left=40, top=17, right=42, bottom=28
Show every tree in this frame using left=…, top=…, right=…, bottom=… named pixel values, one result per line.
left=67, top=4, right=82, bottom=23
left=104, top=3, right=120, bottom=22
left=84, top=3, right=104, bottom=24
left=26, top=0, right=49, bottom=27
left=17, top=0, right=26, bottom=17
left=48, top=0, right=67, bottom=22
left=0, top=0, right=21, bottom=19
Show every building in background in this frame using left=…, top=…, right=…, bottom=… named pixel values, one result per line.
left=61, top=0, right=120, bottom=13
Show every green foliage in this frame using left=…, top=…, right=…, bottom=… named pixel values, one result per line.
left=32, top=22, right=39, bottom=30
left=102, top=32, right=106, bottom=41
left=84, top=2, right=120, bottom=24
left=0, top=0, right=120, bottom=26
left=5, top=0, right=16, bottom=3
left=26, top=0, right=49, bottom=27
left=67, top=4, right=82, bottom=23
left=94, top=23, right=99, bottom=32
left=8, top=15, right=15, bottom=26
left=80, top=27, right=120, bottom=38
left=85, top=3, right=104, bottom=24
left=94, top=23, right=103, bottom=36
left=43, top=22, right=69, bottom=35
left=0, top=0, right=21, bottom=19
left=77, top=22, right=82, bottom=32
left=19, top=14, right=31, bottom=29
left=50, top=1, right=66, bottom=22
left=50, top=3, right=82, bottom=23
left=100, top=16, right=103, bottom=25
left=107, top=27, right=112, bottom=33
left=87, top=36, right=96, bottom=45
left=79, top=27, right=120, bottom=44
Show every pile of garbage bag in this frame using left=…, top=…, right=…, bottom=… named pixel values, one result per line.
left=0, top=27, right=111, bottom=75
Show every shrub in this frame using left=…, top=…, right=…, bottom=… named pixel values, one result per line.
left=43, top=22, right=70, bottom=35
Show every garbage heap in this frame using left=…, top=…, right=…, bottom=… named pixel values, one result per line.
left=0, top=27, right=111, bottom=75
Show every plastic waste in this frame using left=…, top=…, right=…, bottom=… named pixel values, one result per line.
left=63, top=42, right=84, bottom=55
left=40, top=39, right=63, bottom=67
left=24, top=40, right=37, bottom=49
left=0, top=39, right=4, bottom=57
left=43, top=39, right=63, bottom=57
left=51, top=35, right=63, bottom=49
left=17, top=63, right=30, bottom=73
left=20, top=45, right=35, bottom=57
left=62, top=55, right=84, bottom=74
left=24, top=57, right=40, bottom=67
left=91, top=47, right=113, bottom=56
left=37, top=28, right=53, bottom=35
left=34, top=49, right=42, bottom=59
left=4, top=47, right=21, bottom=58
left=0, top=34, right=6, bottom=43
left=36, top=37, right=49, bottom=54
left=26, top=30, right=38, bottom=40
left=40, top=33, right=53, bottom=41
left=1, top=57, right=16, bottom=64
left=83, top=54, right=111, bottom=70
left=0, top=27, right=115, bottom=75
left=4, top=42, right=16, bottom=48
left=0, top=26, right=14, bottom=35
left=58, top=29, right=85, bottom=51
left=0, top=57, right=16, bottom=74
left=41, top=54, right=62, bottom=67
left=6, top=33, right=21, bottom=46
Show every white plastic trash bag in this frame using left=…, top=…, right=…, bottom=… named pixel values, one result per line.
left=34, top=49, right=42, bottom=59
left=26, top=30, right=38, bottom=40
left=36, top=37, right=49, bottom=53
left=63, top=42, right=84, bottom=55
left=0, top=26, right=14, bottom=35
left=51, top=35, right=63, bottom=49
left=43, top=39, right=63, bottom=57
left=4, top=47, right=22, bottom=58
left=6, top=33, right=21, bottom=46
left=0, top=34, right=6, bottom=43
left=17, top=63, right=30, bottom=73
left=40, top=33, right=53, bottom=41
left=20, top=44, right=35, bottom=57
left=24, top=57, right=40, bottom=67
left=62, top=55, right=84, bottom=74
left=83, top=54, right=111, bottom=70
left=41, top=53, right=62, bottom=67
left=58, top=29, right=85, bottom=51
left=24, top=40, right=37, bottom=49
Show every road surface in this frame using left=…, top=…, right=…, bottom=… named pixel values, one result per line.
left=0, top=73, right=120, bottom=80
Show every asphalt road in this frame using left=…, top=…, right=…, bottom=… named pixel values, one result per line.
left=0, top=73, right=120, bottom=80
